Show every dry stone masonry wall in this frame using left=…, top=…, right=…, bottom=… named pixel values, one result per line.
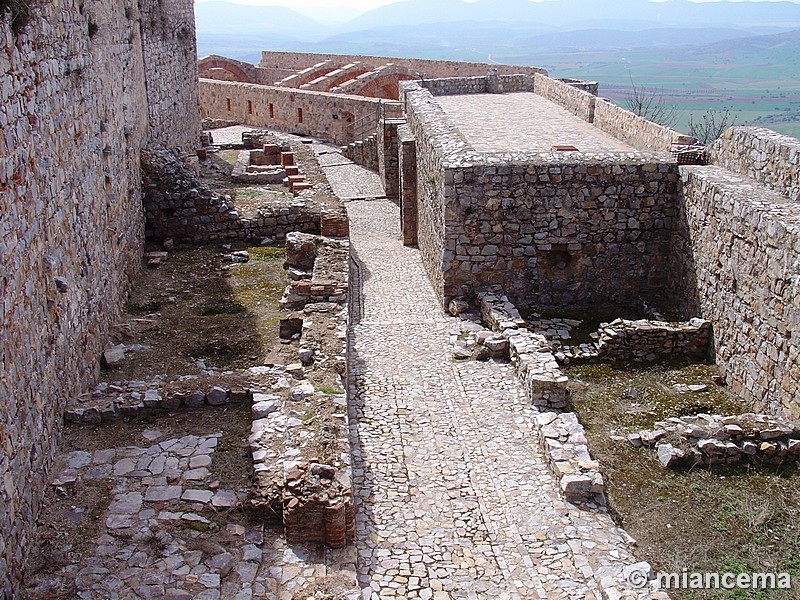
left=0, top=0, right=200, bottom=591
left=631, top=413, right=800, bottom=470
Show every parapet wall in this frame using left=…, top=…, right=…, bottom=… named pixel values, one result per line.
left=710, top=127, right=800, bottom=202
left=258, top=50, right=547, bottom=79
left=419, top=74, right=536, bottom=96
left=533, top=74, right=596, bottom=122
left=593, top=98, right=681, bottom=153
left=0, top=0, right=199, bottom=592
left=200, top=78, right=402, bottom=145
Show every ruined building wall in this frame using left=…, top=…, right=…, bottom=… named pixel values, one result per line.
left=258, top=50, right=547, bottom=79
left=671, top=132, right=800, bottom=418
left=0, top=0, right=199, bottom=592
left=200, top=78, right=402, bottom=145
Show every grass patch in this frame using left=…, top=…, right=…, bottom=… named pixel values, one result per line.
left=567, top=361, right=800, bottom=599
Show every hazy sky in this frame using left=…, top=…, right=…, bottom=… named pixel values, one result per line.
left=194, top=0, right=800, bottom=7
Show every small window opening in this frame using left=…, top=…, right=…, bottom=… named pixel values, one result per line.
left=226, top=98, right=231, bottom=111
left=297, top=107, right=304, bottom=124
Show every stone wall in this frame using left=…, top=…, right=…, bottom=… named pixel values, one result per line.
left=0, top=0, right=199, bottom=592
left=401, top=82, right=474, bottom=301
left=398, top=125, right=418, bottom=246
left=444, top=156, right=679, bottom=311
left=672, top=165, right=800, bottom=417
left=419, top=74, right=536, bottom=96
left=593, top=98, right=681, bottom=153
left=533, top=73, right=596, bottom=122
left=710, top=127, right=800, bottom=202
left=258, top=50, right=547, bottom=79
left=142, top=148, right=321, bottom=244
left=402, top=80, right=679, bottom=312
left=378, top=119, right=402, bottom=203
left=199, top=78, right=402, bottom=145
left=342, top=134, right=379, bottom=171
left=140, top=0, right=200, bottom=152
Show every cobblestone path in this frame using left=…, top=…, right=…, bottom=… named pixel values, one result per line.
left=345, top=199, right=640, bottom=600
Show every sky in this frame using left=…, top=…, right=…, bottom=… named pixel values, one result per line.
left=194, top=0, right=800, bottom=6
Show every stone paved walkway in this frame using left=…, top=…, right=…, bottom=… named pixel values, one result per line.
left=315, top=144, right=386, bottom=200
left=434, top=93, right=636, bottom=153
left=345, top=197, right=642, bottom=599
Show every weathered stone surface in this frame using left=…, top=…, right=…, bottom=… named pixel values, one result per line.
left=206, top=387, right=229, bottom=406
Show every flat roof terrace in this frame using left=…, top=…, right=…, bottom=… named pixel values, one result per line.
left=434, top=92, right=636, bottom=154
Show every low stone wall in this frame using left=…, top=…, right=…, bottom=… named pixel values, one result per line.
left=631, top=413, right=800, bottom=469
left=538, top=412, right=605, bottom=504
left=65, top=380, right=251, bottom=424
left=420, top=74, right=536, bottom=96
left=593, top=98, right=681, bottom=153
left=595, top=317, right=712, bottom=362
left=342, top=134, right=379, bottom=171
left=475, top=287, right=606, bottom=506
left=672, top=165, right=800, bottom=417
left=477, top=287, right=569, bottom=410
left=710, top=127, right=800, bottom=202
left=533, top=74, right=596, bottom=122
left=280, top=235, right=349, bottom=309
left=200, top=78, right=401, bottom=145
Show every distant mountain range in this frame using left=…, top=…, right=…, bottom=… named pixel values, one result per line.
left=196, top=0, right=800, bottom=41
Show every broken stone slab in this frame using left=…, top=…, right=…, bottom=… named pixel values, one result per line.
left=448, top=298, right=470, bottom=316
left=290, top=381, right=315, bottom=402
left=211, top=489, right=238, bottom=508
left=182, top=489, right=214, bottom=504
left=185, top=391, right=206, bottom=408
left=252, top=398, right=279, bottom=419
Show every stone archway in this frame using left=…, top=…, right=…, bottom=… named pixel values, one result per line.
left=198, top=55, right=254, bottom=84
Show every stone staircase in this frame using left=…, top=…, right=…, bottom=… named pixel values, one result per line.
left=274, top=59, right=336, bottom=88
left=300, top=61, right=372, bottom=92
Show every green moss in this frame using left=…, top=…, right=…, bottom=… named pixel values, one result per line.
left=316, top=386, right=344, bottom=395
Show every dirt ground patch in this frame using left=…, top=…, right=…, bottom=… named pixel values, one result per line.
left=568, top=361, right=800, bottom=599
